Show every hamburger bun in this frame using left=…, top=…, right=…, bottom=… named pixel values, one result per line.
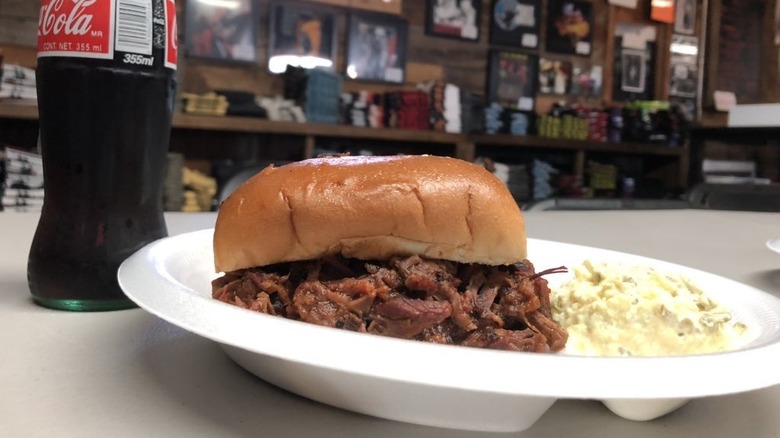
left=213, top=155, right=526, bottom=272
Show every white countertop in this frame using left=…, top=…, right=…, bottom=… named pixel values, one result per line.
left=2, top=210, right=779, bottom=437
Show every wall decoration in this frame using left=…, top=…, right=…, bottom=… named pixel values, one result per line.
left=426, top=0, right=482, bottom=42
left=487, top=50, right=538, bottom=110
left=489, top=0, right=541, bottom=49
left=650, top=0, right=674, bottom=23
left=620, top=49, right=646, bottom=93
left=185, top=0, right=257, bottom=63
left=346, top=12, right=408, bottom=84
left=674, top=0, right=696, bottom=35
left=669, top=35, right=699, bottom=98
left=570, top=64, right=602, bottom=97
left=268, top=2, right=338, bottom=74
left=545, top=0, right=593, bottom=56
left=538, top=58, right=572, bottom=94
left=669, top=62, right=697, bottom=97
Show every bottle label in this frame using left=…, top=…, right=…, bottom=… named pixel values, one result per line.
left=38, top=0, right=115, bottom=59
left=164, top=0, right=178, bottom=70
left=37, top=0, right=177, bottom=70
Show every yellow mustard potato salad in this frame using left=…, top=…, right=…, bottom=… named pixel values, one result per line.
left=551, top=260, right=747, bottom=357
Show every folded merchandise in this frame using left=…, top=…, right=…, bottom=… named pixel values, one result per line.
left=257, top=97, right=306, bottom=122
left=3, top=147, right=44, bottom=192
left=6, top=173, right=43, bottom=190
left=2, top=64, right=36, bottom=87
left=484, top=103, right=504, bottom=134
left=180, top=92, right=229, bottom=116
left=214, top=89, right=267, bottom=118
left=386, top=91, right=430, bottom=130
left=1, top=195, right=43, bottom=212
left=532, top=159, right=559, bottom=200
left=285, top=67, right=342, bottom=125
left=4, top=187, right=44, bottom=199
left=510, top=113, right=529, bottom=136
left=0, top=83, right=37, bottom=101
left=460, top=91, right=485, bottom=134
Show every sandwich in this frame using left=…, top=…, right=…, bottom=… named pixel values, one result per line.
left=211, top=155, right=567, bottom=352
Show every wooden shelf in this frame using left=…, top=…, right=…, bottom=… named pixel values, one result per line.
left=470, top=134, right=686, bottom=157
left=172, top=113, right=466, bottom=145
left=0, top=102, right=690, bottom=188
left=0, top=102, right=38, bottom=120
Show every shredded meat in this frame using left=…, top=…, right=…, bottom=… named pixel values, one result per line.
left=212, top=255, right=568, bottom=353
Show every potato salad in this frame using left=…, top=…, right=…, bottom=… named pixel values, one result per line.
left=551, top=260, right=748, bottom=356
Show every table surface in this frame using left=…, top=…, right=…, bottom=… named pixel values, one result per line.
left=2, top=210, right=779, bottom=438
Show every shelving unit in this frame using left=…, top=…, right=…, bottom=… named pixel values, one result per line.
left=0, top=101, right=690, bottom=190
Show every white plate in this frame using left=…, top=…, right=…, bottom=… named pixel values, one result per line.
left=118, top=229, right=780, bottom=432
left=767, top=238, right=780, bottom=254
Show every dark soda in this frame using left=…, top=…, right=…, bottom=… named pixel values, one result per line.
left=28, top=0, right=178, bottom=311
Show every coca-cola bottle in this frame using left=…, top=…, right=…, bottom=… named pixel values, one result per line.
left=28, top=0, right=178, bottom=311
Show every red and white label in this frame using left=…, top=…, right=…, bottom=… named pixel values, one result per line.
left=38, top=0, right=115, bottom=59
left=164, top=0, right=178, bottom=69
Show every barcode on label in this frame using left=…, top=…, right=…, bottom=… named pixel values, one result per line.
left=115, top=0, right=152, bottom=55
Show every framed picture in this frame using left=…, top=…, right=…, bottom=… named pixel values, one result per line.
left=545, top=0, right=593, bottom=56
left=669, top=35, right=699, bottom=98
left=489, top=0, right=541, bottom=49
left=570, top=64, right=602, bottom=97
left=538, top=58, right=572, bottom=94
left=346, top=12, right=408, bottom=84
left=674, top=0, right=696, bottom=35
left=185, top=0, right=258, bottom=63
left=268, top=2, right=338, bottom=74
left=486, top=49, right=538, bottom=111
left=620, top=49, right=646, bottom=93
left=426, top=0, right=482, bottom=42
left=669, top=62, right=697, bottom=97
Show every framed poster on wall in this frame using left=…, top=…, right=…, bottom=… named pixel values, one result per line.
left=426, top=0, right=482, bottom=42
left=185, top=0, right=258, bottom=64
left=346, top=12, right=408, bottom=84
left=489, top=0, right=541, bottom=49
left=674, top=0, right=697, bottom=35
left=620, top=49, right=646, bottom=93
left=545, top=0, right=593, bottom=56
left=268, top=2, right=338, bottom=74
left=486, top=49, right=538, bottom=110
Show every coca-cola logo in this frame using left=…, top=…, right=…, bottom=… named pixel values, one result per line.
left=165, top=0, right=178, bottom=69
left=37, top=0, right=112, bottom=58
left=39, top=0, right=98, bottom=37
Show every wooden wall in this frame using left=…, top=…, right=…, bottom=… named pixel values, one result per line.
left=1, top=0, right=779, bottom=118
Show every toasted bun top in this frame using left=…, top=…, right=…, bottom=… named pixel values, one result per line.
left=213, top=155, right=526, bottom=272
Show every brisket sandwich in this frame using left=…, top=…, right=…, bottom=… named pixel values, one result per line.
left=211, top=155, right=567, bottom=352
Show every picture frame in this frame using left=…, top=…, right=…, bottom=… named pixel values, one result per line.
left=346, top=12, right=408, bottom=84
left=425, top=0, right=482, bottom=42
left=268, top=2, right=338, bottom=74
left=486, top=49, right=538, bottom=111
left=669, top=35, right=699, bottom=98
left=674, top=0, right=696, bottom=35
left=669, top=62, right=698, bottom=97
left=184, top=0, right=258, bottom=64
left=620, top=49, right=646, bottom=93
left=489, top=0, right=541, bottom=49
left=545, top=0, right=594, bottom=56
left=570, top=64, right=602, bottom=97
left=538, top=58, right=572, bottom=95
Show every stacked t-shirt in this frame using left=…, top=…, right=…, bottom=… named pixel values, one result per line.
left=385, top=91, right=430, bottom=130
left=2, top=147, right=44, bottom=212
left=0, top=64, right=37, bottom=103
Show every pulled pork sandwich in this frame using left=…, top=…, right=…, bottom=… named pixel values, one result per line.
left=211, top=155, right=567, bottom=352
